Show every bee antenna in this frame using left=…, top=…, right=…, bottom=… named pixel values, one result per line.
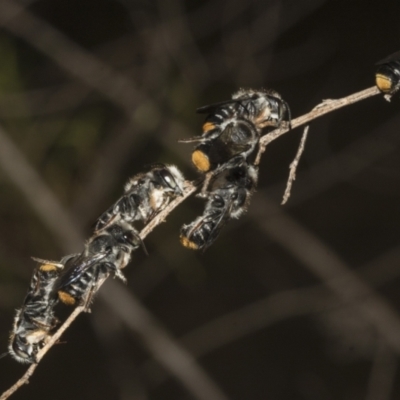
left=132, top=232, right=148, bottom=256
left=140, top=239, right=148, bottom=256
left=177, top=137, right=204, bottom=144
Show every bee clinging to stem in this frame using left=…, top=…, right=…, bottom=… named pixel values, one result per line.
left=95, top=164, right=185, bottom=232
left=180, top=159, right=258, bottom=251
left=375, top=50, right=400, bottom=100
left=9, top=258, right=68, bottom=363
left=55, top=221, right=143, bottom=308
left=181, top=88, right=291, bottom=173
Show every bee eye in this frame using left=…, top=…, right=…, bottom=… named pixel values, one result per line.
left=212, top=195, right=224, bottom=208
left=159, top=170, right=175, bottom=189
left=123, top=232, right=134, bottom=243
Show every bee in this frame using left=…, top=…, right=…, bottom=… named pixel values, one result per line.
left=180, top=160, right=258, bottom=251
left=182, top=88, right=291, bottom=172
left=55, top=221, right=142, bottom=307
left=95, top=164, right=185, bottom=232
left=8, top=258, right=70, bottom=363
left=376, top=51, right=400, bottom=99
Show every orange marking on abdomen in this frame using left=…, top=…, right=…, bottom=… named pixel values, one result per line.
left=39, top=264, right=57, bottom=272
left=202, top=122, right=215, bottom=133
left=192, top=150, right=211, bottom=172
left=376, top=74, right=392, bottom=92
left=180, top=235, right=199, bottom=250
left=58, top=291, right=76, bottom=306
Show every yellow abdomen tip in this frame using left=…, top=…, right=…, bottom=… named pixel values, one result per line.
left=376, top=74, right=392, bottom=92
left=192, top=150, right=211, bottom=172
left=202, top=122, right=215, bottom=133
left=180, top=235, right=199, bottom=250
left=58, top=291, right=76, bottom=306
left=39, top=263, right=58, bottom=272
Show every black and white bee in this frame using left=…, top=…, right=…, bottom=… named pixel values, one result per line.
left=375, top=51, right=400, bottom=100
left=55, top=221, right=142, bottom=307
left=180, top=159, right=258, bottom=251
left=9, top=258, right=69, bottom=363
left=95, top=164, right=185, bottom=232
left=182, top=88, right=291, bottom=173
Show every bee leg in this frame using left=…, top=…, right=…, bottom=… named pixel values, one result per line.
left=81, top=283, right=98, bottom=312
left=80, top=267, right=103, bottom=312
left=384, top=94, right=392, bottom=102
left=198, top=172, right=214, bottom=196
left=113, top=268, right=127, bottom=284
left=104, top=262, right=127, bottom=284
left=94, top=213, right=119, bottom=234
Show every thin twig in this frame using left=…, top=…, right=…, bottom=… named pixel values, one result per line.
left=255, top=86, right=380, bottom=164
left=0, top=183, right=200, bottom=400
left=0, top=305, right=84, bottom=400
left=266, top=113, right=400, bottom=207
left=0, top=85, right=382, bottom=399
left=140, top=181, right=199, bottom=239
left=250, top=193, right=400, bottom=354
left=281, top=125, right=309, bottom=205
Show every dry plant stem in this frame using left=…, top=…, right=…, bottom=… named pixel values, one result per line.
left=255, top=86, right=380, bottom=164
left=0, top=86, right=381, bottom=400
left=281, top=125, right=309, bottom=205
left=140, top=181, right=198, bottom=239
left=0, top=182, right=200, bottom=400
left=0, top=306, right=84, bottom=400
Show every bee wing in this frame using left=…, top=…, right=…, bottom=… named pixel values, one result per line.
left=376, top=50, right=400, bottom=66
left=202, top=198, right=236, bottom=251
left=196, top=99, right=242, bottom=114
left=56, top=253, right=108, bottom=289
left=94, top=205, right=116, bottom=232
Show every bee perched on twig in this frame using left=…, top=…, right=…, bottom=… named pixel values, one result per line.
left=375, top=51, right=400, bottom=100
left=180, top=159, right=258, bottom=251
left=9, top=258, right=70, bottom=363
left=54, top=221, right=142, bottom=308
left=181, top=88, right=291, bottom=173
left=94, top=164, right=185, bottom=232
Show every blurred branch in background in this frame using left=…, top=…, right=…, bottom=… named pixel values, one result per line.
left=365, top=340, right=397, bottom=400
left=0, top=1, right=144, bottom=116
left=0, top=123, right=224, bottom=400
left=250, top=194, right=400, bottom=352
left=0, top=84, right=383, bottom=399
left=0, top=0, right=399, bottom=399
left=0, top=124, right=82, bottom=250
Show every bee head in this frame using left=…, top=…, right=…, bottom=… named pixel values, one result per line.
left=157, top=165, right=185, bottom=196
left=9, top=334, right=38, bottom=364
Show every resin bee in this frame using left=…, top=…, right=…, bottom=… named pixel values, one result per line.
left=182, top=88, right=291, bottom=172
left=9, top=258, right=69, bottom=363
left=376, top=51, right=400, bottom=100
left=95, top=164, right=185, bottom=232
left=180, top=159, right=258, bottom=251
left=55, top=221, right=142, bottom=307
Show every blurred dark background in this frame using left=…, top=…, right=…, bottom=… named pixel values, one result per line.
left=0, top=0, right=400, bottom=399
